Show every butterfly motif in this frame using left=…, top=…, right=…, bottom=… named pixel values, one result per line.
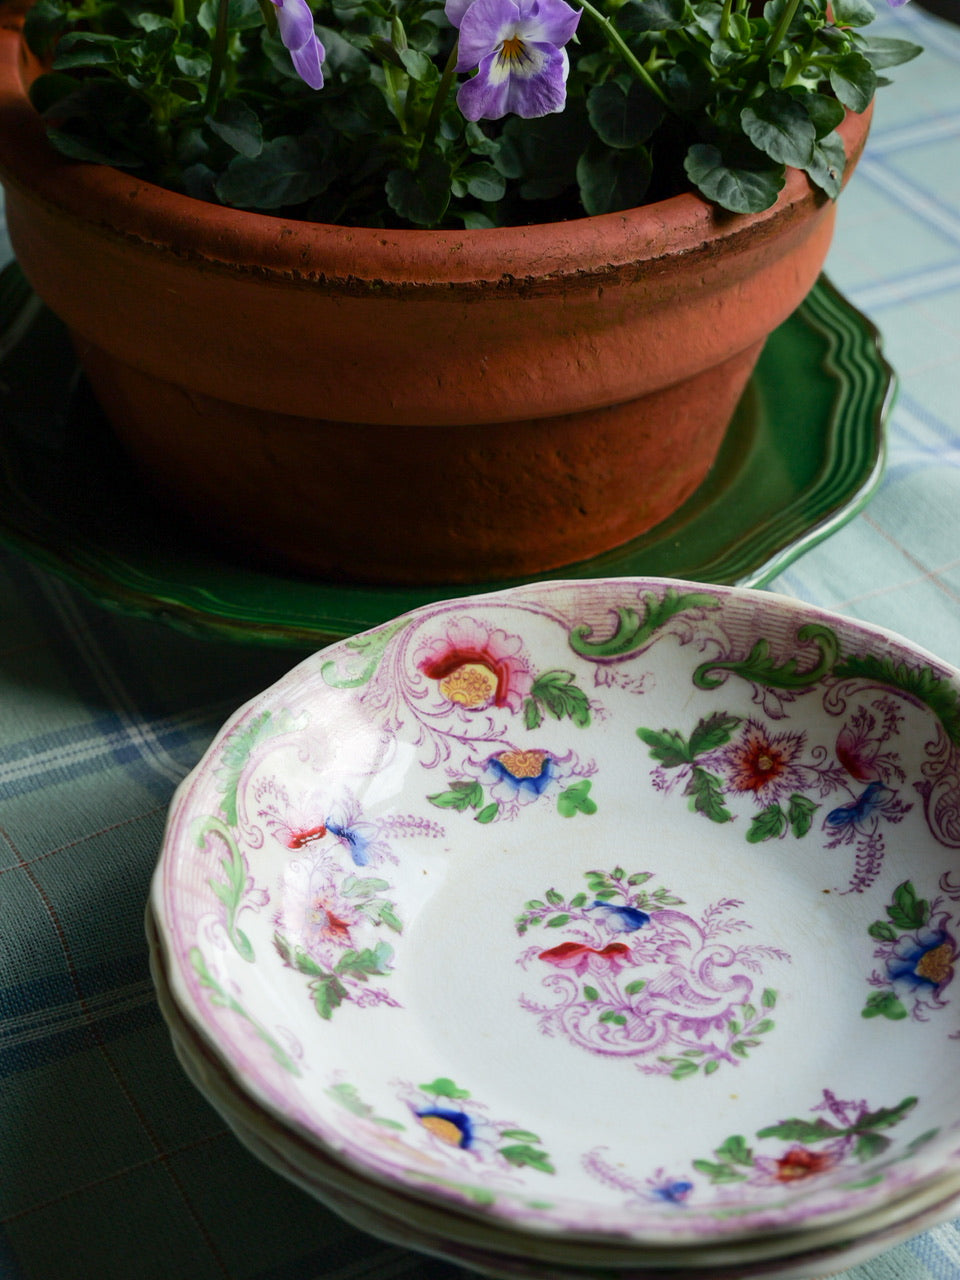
left=825, top=780, right=894, bottom=828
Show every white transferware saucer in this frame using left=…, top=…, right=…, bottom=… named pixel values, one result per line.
left=150, top=578, right=960, bottom=1248
left=147, top=900, right=960, bottom=1280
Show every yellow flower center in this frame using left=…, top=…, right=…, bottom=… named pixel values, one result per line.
left=419, top=1115, right=464, bottom=1146
left=756, top=753, right=775, bottom=772
left=498, top=748, right=548, bottom=779
left=498, top=33, right=529, bottom=65
left=915, top=942, right=954, bottom=985
left=438, top=662, right=497, bottom=707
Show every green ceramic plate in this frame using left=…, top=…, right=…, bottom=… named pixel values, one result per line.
left=0, top=263, right=893, bottom=649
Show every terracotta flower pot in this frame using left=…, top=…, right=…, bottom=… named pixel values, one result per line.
left=0, top=0, right=872, bottom=585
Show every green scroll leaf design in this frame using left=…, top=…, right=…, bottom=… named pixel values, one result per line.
left=787, top=793, right=819, bottom=838
left=320, top=616, right=410, bottom=689
left=832, top=652, right=960, bottom=747
left=420, top=1076, right=471, bottom=1099
left=190, top=947, right=300, bottom=1074
left=693, top=623, right=840, bottom=692
left=499, top=1143, right=555, bottom=1173
left=747, top=802, right=787, bottom=843
left=569, top=589, right=721, bottom=659
left=216, top=707, right=301, bottom=825
left=524, top=669, right=591, bottom=729
left=195, top=815, right=256, bottom=961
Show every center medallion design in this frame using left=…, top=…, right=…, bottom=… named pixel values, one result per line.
left=516, top=868, right=791, bottom=1078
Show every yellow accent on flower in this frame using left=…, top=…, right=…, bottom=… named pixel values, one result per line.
left=439, top=662, right=498, bottom=707
left=419, top=1114, right=465, bottom=1145
left=498, top=748, right=548, bottom=779
left=498, top=32, right=530, bottom=65
left=915, top=941, right=954, bottom=985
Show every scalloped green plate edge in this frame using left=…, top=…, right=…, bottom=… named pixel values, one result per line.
left=0, top=265, right=893, bottom=649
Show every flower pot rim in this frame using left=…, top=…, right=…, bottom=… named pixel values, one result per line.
left=0, top=0, right=872, bottom=289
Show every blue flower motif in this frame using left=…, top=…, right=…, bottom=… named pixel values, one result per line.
left=487, top=748, right=555, bottom=798
left=416, top=1107, right=475, bottom=1148
left=591, top=901, right=650, bottom=933
left=326, top=819, right=371, bottom=866
left=651, top=1178, right=694, bottom=1204
left=886, top=927, right=955, bottom=994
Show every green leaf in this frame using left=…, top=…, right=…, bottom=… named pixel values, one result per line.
left=312, top=972, right=348, bottom=1019
left=216, top=136, right=331, bottom=210
left=583, top=985, right=600, bottom=1001
left=761, top=989, right=777, bottom=1009
left=831, top=0, right=877, bottom=26
left=557, top=780, right=597, bottom=818
left=685, top=766, right=733, bottom=823
left=829, top=51, right=878, bottom=114
left=207, top=99, right=263, bottom=158
left=670, top=1058, right=700, bottom=1079
left=867, top=920, right=899, bottom=942
left=747, top=802, right=788, bottom=843
left=399, top=48, right=435, bottom=82
left=496, top=108, right=591, bottom=200
left=752, top=1019, right=775, bottom=1035
left=804, top=131, right=846, bottom=201
left=428, top=781, right=485, bottom=811
left=500, top=1128, right=542, bottom=1142
left=335, top=941, right=394, bottom=980
left=420, top=1076, right=470, bottom=1099
left=684, top=143, right=785, bottom=214
left=524, top=698, right=543, bottom=731
left=803, top=92, right=847, bottom=139
left=688, top=712, right=741, bottom=757
left=692, top=1158, right=748, bottom=1183
left=704, top=1058, right=720, bottom=1074
left=787, top=792, right=819, bottom=838
left=386, top=152, right=452, bottom=227
left=887, top=881, right=928, bottom=932
left=462, top=162, right=506, bottom=203
left=51, top=31, right=123, bottom=69
left=23, top=0, right=69, bottom=57
left=756, top=1118, right=842, bottom=1143
left=854, top=1130, right=891, bottom=1161
left=619, top=0, right=688, bottom=30
left=499, top=1144, right=555, bottom=1173
left=586, top=81, right=665, bottom=149
left=529, top=670, right=591, bottom=727
left=715, top=1134, right=753, bottom=1166
left=857, top=36, right=923, bottom=70
left=637, top=726, right=690, bottom=769
left=624, top=979, right=646, bottom=996
left=856, top=1097, right=917, bottom=1132
left=861, top=989, right=908, bottom=1020
left=475, top=802, right=499, bottom=824
left=599, top=1010, right=628, bottom=1025
left=545, top=913, right=571, bottom=928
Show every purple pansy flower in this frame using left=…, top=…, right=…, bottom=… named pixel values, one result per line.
left=447, top=0, right=581, bottom=121
left=271, top=0, right=325, bottom=89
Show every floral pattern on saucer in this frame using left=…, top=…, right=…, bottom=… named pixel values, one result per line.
left=154, top=578, right=960, bottom=1245
left=516, top=869, right=789, bottom=1078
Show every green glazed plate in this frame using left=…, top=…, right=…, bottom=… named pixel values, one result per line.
left=0, top=264, right=893, bottom=649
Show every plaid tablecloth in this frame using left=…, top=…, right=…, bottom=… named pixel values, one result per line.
left=2, top=3, right=960, bottom=1277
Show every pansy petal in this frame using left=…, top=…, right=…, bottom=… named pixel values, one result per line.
left=445, top=0, right=478, bottom=28
left=274, top=0, right=325, bottom=88
left=458, top=42, right=567, bottom=120
left=456, top=0, right=523, bottom=70
left=516, top=0, right=580, bottom=49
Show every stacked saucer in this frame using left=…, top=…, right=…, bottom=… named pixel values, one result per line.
left=149, top=578, right=960, bottom=1279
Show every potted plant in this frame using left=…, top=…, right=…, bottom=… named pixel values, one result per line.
left=0, top=0, right=919, bottom=584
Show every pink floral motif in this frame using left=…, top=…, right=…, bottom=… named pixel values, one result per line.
left=417, top=617, right=535, bottom=711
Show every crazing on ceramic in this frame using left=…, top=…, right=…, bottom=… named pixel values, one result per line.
left=153, top=579, right=960, bottom=1243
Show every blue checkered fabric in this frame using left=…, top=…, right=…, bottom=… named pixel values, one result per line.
left=1, top=3, right=960, bottom=1278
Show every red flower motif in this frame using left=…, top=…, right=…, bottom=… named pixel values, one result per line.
left=774, top=1146, right=836, bottom=1182
left=721, top=720, right=805, bottom=806
left=418, top=618, right=534, bottom=711
left=538, top=941, right=631, bottom=976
